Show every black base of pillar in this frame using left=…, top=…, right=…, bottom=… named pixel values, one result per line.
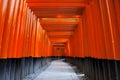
left=0, top=57, right=51, bottom=80
left=65, top=57, right=120, bottom=80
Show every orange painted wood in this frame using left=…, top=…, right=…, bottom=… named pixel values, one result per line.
left=25, top=11, right=31, bottom=57
left=27, top=12, right=34, bottom=57
left=47, top=32, right=74, bottom=36
left=66, top=40, right=71, bottom=57
left=35, top=19, right=42, bottom=57
left=0, top=0, right=2, bottom=18
left=41, top=30, right=46, bottom=57
left=27, top=0, right=88, bottom=3
left=39, top=27, right=44, bottom=57
left=40, top=30, right=44, bottom=57
left=87, top=4, right=98, bottom=58
left=71, top=30, right=78, bottom=57
left=77, top=21, right=84, bottom=58
left=90, top=0, right=106, bottom=59
left=44, top=34, right=48, bottom=57
left=17, top=1, right=27, bottom=58
left=98, top=0, right=114, bottom=60
left=22, top=8, right=30, bottom=57
left=40, top=21, right=79, bottom=25
left=46, top=38, right=49, bottom=56
left=74, top=27, right=80, bottom=57
left=114, top=0, right=120, bottom=36
left=114, top=0, right=120, bottom=60
left=30, top=15, right=37, bottom=57
left=83, top=5, right=93, bottom=58
left=106, top=0, right=120, bottom=60
left=53, top=47, right=65, bottom=56
left=12, top=0, right=24, bottom=58
left=83, top=0, right=101, bottom=59
left=47, top=40, right=51, bottom=56
left=7, top=0, right=20, bottom=58
left=0, top=0, right=8, bottom=58
left=0, top=0, right=1, bottom=57
left=1, top=0, right=16, bottom=58
left=1, top=0, right=119, bottom=59
left=82, top=15, right=89, bottom=58
left=43, top=33, right=46, bottom=57
left=28, top=3, right=87, bottom=8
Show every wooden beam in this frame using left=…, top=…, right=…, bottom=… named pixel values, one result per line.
left=26, top=0, right=88, bottom=3
left=36, top=15, right=82, bottom=18
left=28, top=3, right=87, bottom=7
left=49, top=35, right=72, bottom=38
left=53, top=45, right=65, bottom=47
left=47, top=31, right=74, bottom=36
left=52, top=43, right=66, bottom=45
left=42, top=24, right=77, bottom=31
left=43, top=26, right=76, bottom=30
left=40, top=21, right=79, bottom=24
left=50, top=38, right=68, bottom=42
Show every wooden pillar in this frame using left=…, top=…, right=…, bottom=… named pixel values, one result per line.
left=12, top=0, right=24, bottom=58
left=84, top=5, right=96, bottom=58
left=0, top=0, right=8, bottom=57
left=90, top=0, right=107, bottom=59
left=7, top=0, right=20, bottom=58
left=77, top=19, right=84, bottom=58
left=1, top=0, right=16, bottom=58
left=106, top=0, right=120, bottom=60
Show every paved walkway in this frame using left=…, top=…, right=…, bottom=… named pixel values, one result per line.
left=34, top=59, right=80, bottom=80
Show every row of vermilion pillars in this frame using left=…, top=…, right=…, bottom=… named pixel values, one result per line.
left=0, top=0, right=52, bottom=59
left=0, top=0, right=120, bottom=59
left=68, top=0, right=120, bottom=60
left=66, top=57, right=120, bottom=80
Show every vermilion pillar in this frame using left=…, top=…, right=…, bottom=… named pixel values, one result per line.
left=106, top=0, right=120, bottom=60
left=7, top=0, right=20, bottom=58
left=12, top=0, right=24, bottom=58
left=1, top=0, right=16, bottom=58
left=17, top=1, right=27, bottom=58
left=0, top=0, right=8, bottom=58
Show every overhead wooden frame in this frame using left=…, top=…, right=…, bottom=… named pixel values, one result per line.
left=49, top=35, right=72, bottom=38
left=47, top=31, right=74, bottom=36
left=26, top=0, right=88, bottom=3
left=28, top=3, right=87, bottom=8
left=26, top=0, right=86, bottom=43
left=50, top=38, right=69, bottom=43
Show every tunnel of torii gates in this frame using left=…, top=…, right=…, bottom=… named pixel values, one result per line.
left=0, top=0, right=120, bottom=80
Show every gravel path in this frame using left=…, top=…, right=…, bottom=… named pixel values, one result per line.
left=34, top=59, right=80, bottom=80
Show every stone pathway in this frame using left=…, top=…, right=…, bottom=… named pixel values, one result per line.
left=34, top=59, right=80, bottom=80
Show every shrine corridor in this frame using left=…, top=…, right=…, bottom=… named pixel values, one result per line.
left=0, top=0, right=120, bottom=80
